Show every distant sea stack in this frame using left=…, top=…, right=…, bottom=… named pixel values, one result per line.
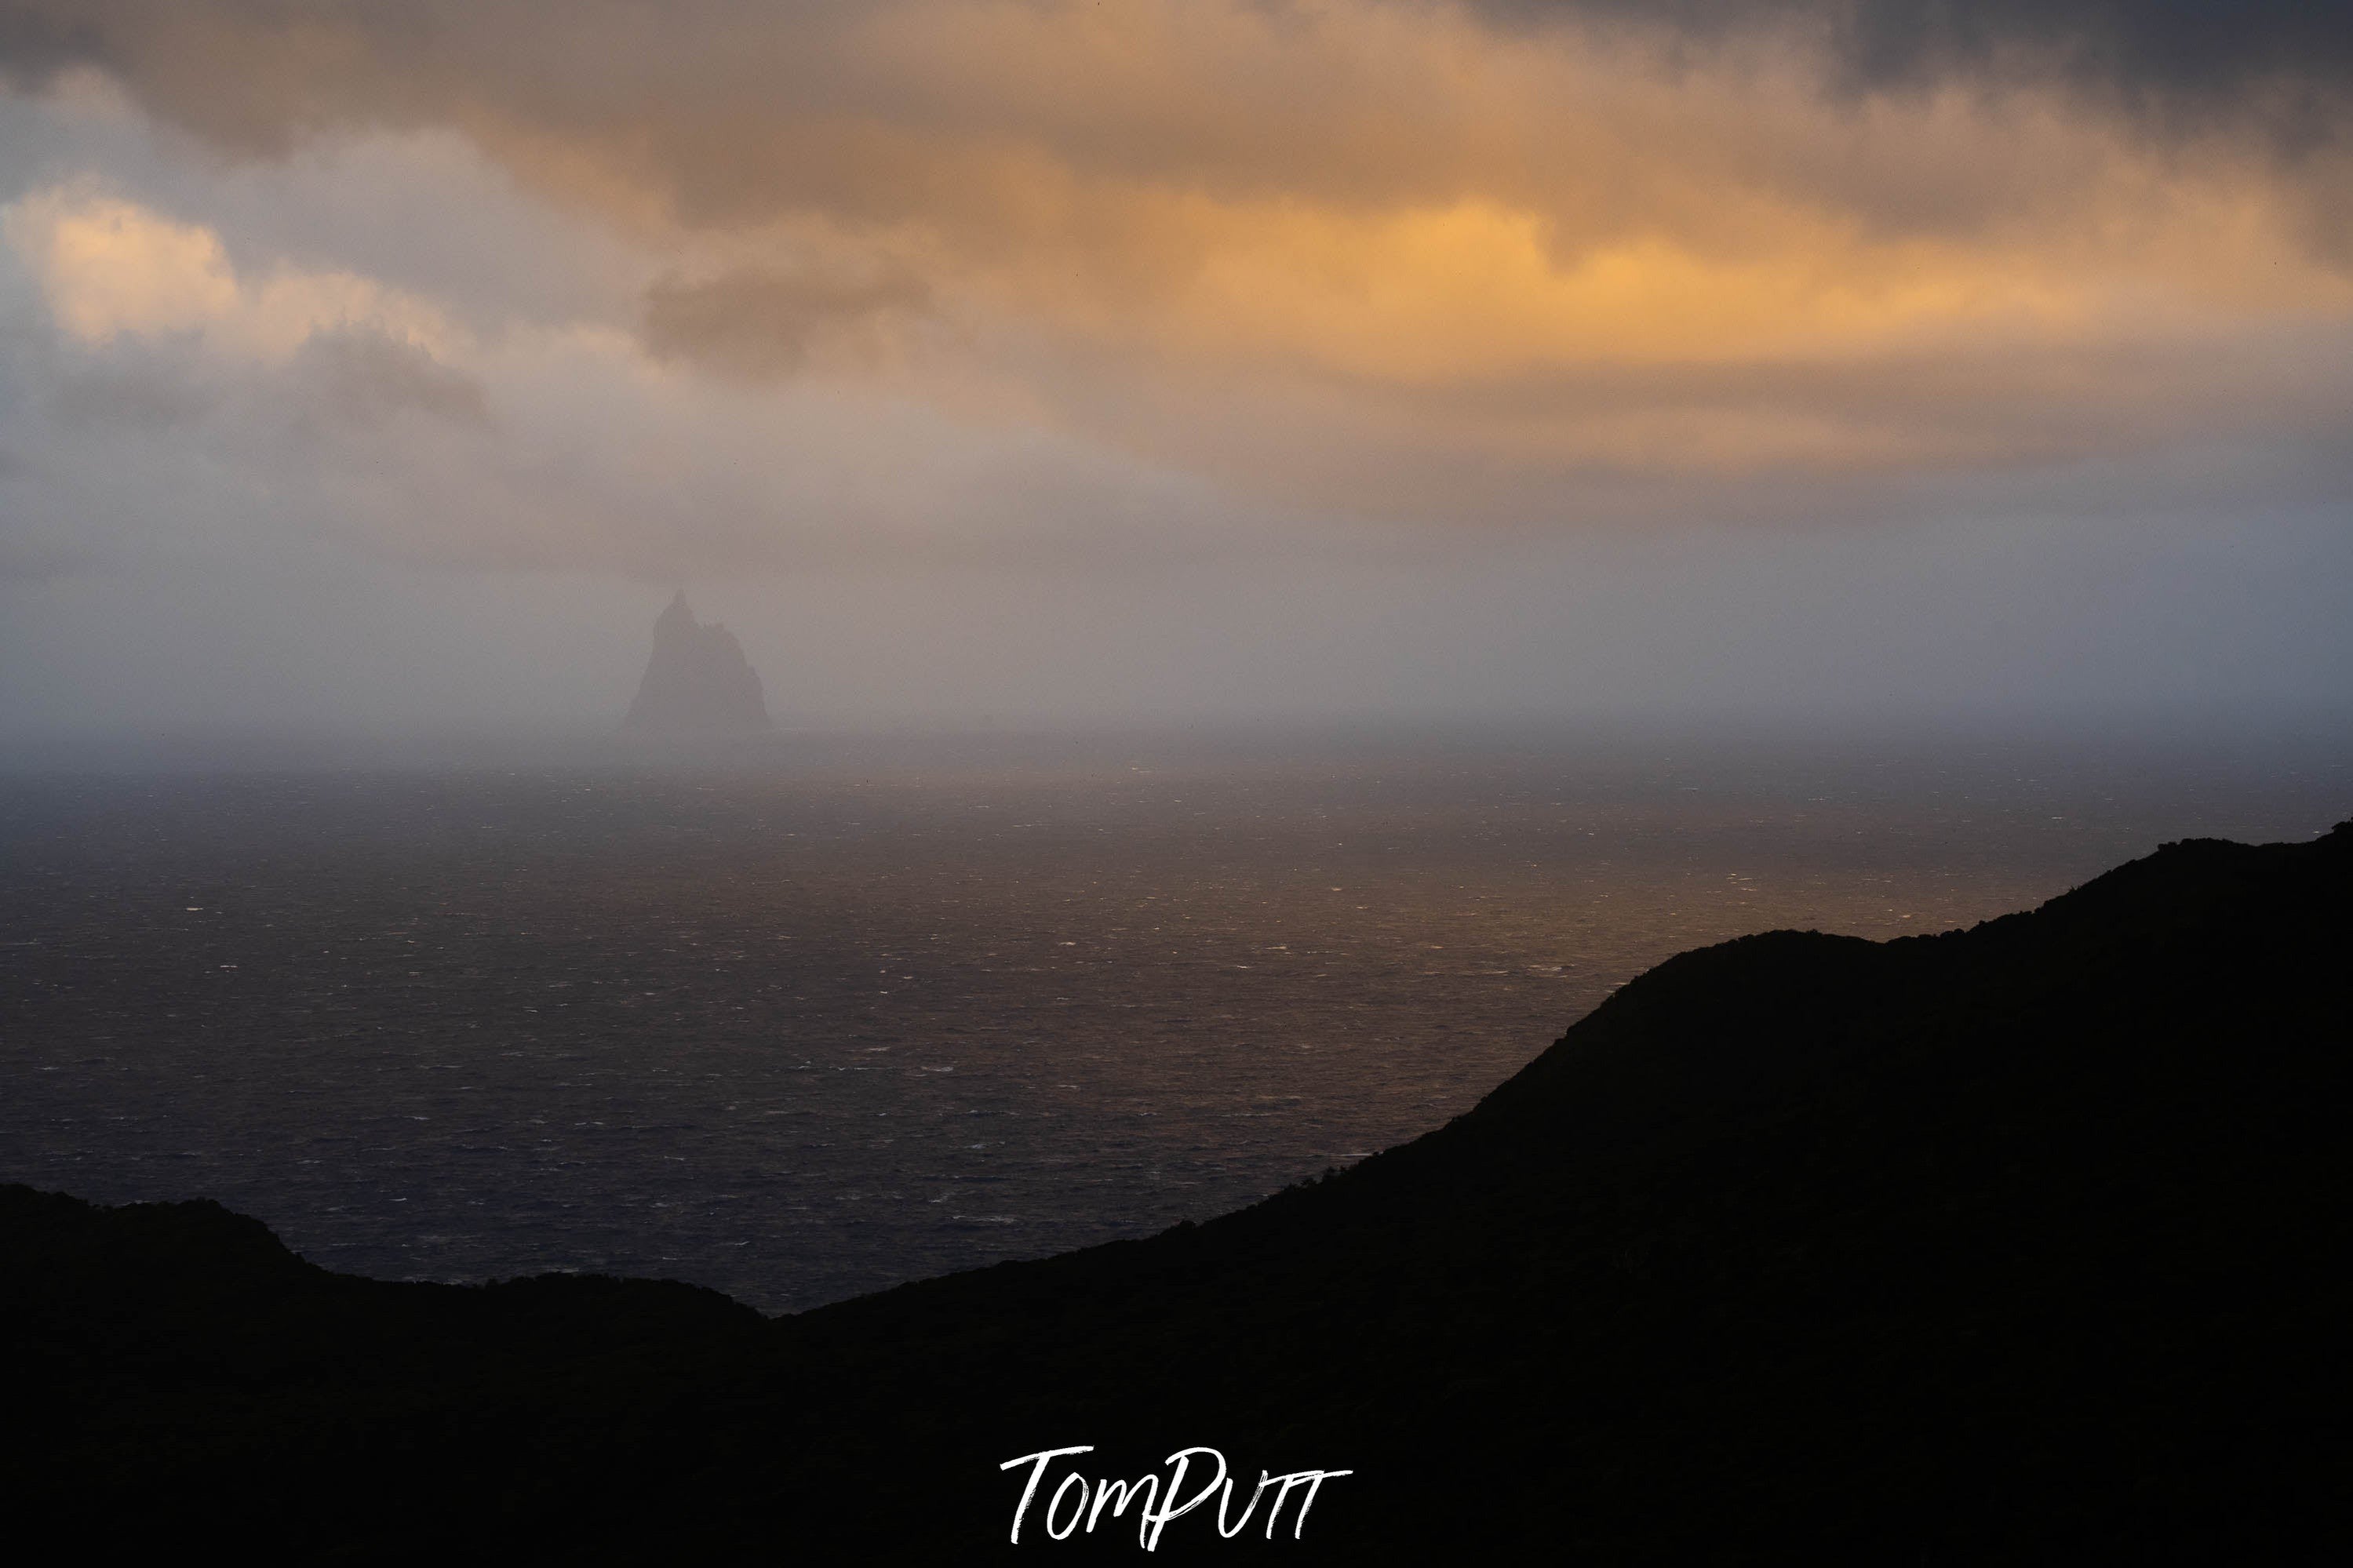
left=621, top=591, right=772, bottom=735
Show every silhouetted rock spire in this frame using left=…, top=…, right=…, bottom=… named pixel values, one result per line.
left=621, top=591, right=771, bottom=733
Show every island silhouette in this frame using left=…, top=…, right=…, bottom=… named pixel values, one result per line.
left=5, top=822, right=2345, bottom=1558
left=621, top=590, right=772, bottom=734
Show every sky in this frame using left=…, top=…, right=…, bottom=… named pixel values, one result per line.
left=0, top=1, right=2348, bottom=740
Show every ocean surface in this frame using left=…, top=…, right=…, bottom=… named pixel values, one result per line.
left=4, top=726, right=2346, bottom=1312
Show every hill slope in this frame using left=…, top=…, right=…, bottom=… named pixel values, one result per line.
left=7, top=825, right=2348, bottom=1558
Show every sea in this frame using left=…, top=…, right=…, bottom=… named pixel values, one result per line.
left=3, top=724, right=2345, bottom=1312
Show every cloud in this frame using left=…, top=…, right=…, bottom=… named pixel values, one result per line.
left=289, top=326, right=488, bottom=426
left=0, top=4, right=2342, bottom=741
left=1475, top=2, right=2353, bottom=129
left=3, top=182, right=463, bottom=361
left=0, top=533, right=93, bottom=581
left=642, top=260, right=934, bottom=379
left=0, top=1, right=2347, bottom=551
left=1, top=185, right=236, bottom=341
left=1818, top=0, right=2353, bottom=128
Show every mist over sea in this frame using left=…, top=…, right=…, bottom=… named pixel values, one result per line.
left=4, top=725, right=2345, bottom=1312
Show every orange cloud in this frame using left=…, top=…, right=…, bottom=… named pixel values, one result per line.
left=4, top=184, right=462, bottom=362
left=5, top=0, right=2349, bottom=524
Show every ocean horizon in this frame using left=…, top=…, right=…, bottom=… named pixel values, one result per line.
left=6, top=722, right=2344, bottom=1313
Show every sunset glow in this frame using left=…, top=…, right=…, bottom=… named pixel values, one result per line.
left=0, top=0, right=2347, bottom=727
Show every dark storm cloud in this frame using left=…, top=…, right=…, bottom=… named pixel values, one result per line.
left=1827, top=0, right=2351, bottom=96
left=1491, top=2, right=2353, bottom=136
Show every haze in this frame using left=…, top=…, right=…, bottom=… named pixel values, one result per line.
left=2, top=2, right=2348, bottom=748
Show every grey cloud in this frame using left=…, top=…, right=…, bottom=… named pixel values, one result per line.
left=0, top=4, right=2344, bottom=744
left=2, top=2, right=2336, bottom=222
left=0, top=532, right=97, bottom=580
left=0, top=9, right=108, bottom=93
left=641, top=263, right=933, bottom=379
left=1826, top=1, right=2351, bottom=107
left=289, top=327, right=490, bottom=426
left=0, top=2, right=858, bottom=158
left=996, top=311, right=2353, bottom=535
left=3, top=2, right=2346, bottom=315
left=1487, top=2, right=2353, bottom=140
left=49, top=347, right=220, bottom=431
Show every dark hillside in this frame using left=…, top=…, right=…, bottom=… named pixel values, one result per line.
left=7, top=825, right=2348, bottom=1559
